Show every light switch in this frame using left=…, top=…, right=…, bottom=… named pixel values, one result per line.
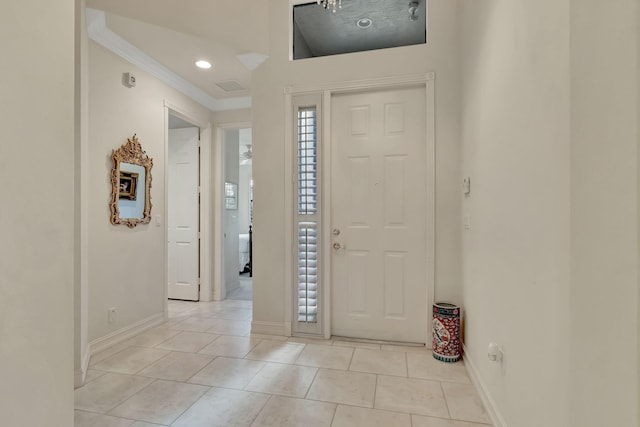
left=155, top=215, right=161, bottom=226
left=463, top=214, right=471, bottom=230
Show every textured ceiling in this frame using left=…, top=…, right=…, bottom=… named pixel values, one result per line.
left=294, top=0, right=426, bottom=58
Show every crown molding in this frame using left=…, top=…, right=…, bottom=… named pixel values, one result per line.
left=86, top=8, right=251, bottom=112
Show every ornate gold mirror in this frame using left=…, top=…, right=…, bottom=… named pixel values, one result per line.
left=110, top=134, right=153, bottom=228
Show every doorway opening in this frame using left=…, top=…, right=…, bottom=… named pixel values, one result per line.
left=222, top=127, right=253, bottom=301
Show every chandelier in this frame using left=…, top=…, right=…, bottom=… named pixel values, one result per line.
left=317, top=0, right=342, bottom=13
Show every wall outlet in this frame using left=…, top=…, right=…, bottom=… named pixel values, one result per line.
left=108, top=307, right=117, bottom=323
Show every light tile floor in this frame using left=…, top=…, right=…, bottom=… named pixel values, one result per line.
left=75, top=299, right=492, bottom=427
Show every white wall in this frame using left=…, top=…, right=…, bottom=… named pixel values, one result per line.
left=75, top=0, right=91, bottom=387
left=251, top=0, right=461, bottom=329
left=88, top=41, right=211, bottom=341
left=461, top=0, right=639, bottom=425
left=569, top=0, right=639, bottom=425
left=0, top=0, right=75, bottom=424
left=460, top=0, right=571, bottom=425
left=212, top=108, right=251, bottom=125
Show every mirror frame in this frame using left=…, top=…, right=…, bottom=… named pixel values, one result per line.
left=109, top=134, right=153, bottom=228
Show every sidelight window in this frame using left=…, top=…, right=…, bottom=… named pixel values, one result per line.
left=293, top=95, right=322, bottom=334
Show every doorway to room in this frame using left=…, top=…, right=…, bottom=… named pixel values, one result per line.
left=222, top=127, right=253, bottom=301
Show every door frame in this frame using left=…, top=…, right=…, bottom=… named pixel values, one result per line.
left=163, top=101, right=213, bottom=307
left=213, top=121, right=252, bottom=301
left=284, top=73, right=435, bottom=343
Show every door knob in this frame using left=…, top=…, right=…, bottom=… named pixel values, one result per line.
left=333, top=242, right=343, bottom=250
left=332, top=228, right=341, bottom=236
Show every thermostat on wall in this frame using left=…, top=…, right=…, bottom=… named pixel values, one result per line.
left=123, top=72, right=136, bottom=88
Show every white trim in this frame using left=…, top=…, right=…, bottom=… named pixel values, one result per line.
left=85, top=8, right=250, bottom=112
left=284, top=92, right=294, bottom=336
left=321, top=90, right=332, bottom=340
left=164, top=100, right=213, bottom=303
left=251, top=321, right=288, bottom=336
left=74, top=346, right=91, bottom=389
left=213, top=126, right=224, bottom=300
left=284, top=74, right=436, bottom=344
left=291, top=93, right=324, bottom=336
left=463, top=344, right=508, bottom=427
left=213, top=121, right=253, bottom=301
left=163, top=106, right=170, bottom=308
left=199, top=124, right=213, bottom=301
left=89, top=313, right=165, bottom=356
left=425, top=77, right=436, bottom=347
left=283, top=73, right=434, bottom=96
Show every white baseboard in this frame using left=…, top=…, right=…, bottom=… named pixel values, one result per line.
left=74, top=346, right=91, bottom=389
left=89, top=313, right=165, bottom=356
left=251, top=321, right=288, bottom=337
left=462, top=344, right=508, bottom=427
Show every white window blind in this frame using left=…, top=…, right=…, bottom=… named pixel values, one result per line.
left=293, top=97, right=322, bottom=334
left=298, top=108, right=318, bottom=216
left=298, top=222, right=317, bottom=322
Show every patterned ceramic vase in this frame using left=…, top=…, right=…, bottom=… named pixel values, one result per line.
left=432, top=302, right=461, bottom=362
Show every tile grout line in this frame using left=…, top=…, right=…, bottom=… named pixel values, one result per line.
left=346, top=346, right=357, bottom=371
left=163, top=383, right=211, bottom=426
left=372, top=373, right=379, bottom=410
left=303, top=366, right=321, bottom=399
left=182, top=355, right=219, bottom=384
left=102, top=377, right=159, bottom=417
left=439, top=380, right=453, bottom=420
left=248, top=394, right=275, bottom=427
left=404, top=351, right=409, bottom=377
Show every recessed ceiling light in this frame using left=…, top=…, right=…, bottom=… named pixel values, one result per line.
left=195, top=60, right=212, bottom=69
left=356, top=18, right=373, bottom=29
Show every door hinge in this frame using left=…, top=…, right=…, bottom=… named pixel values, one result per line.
left=197, top=186, right=201, bottom=194
left=198, top=232, right=201, bottom=239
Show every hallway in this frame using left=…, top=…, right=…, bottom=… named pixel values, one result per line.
left=74, top=299, right=491, bottom=426
left=226, top=274, right=253, bottom=301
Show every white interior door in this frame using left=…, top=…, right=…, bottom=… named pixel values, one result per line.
left=331, top=86, right=428, bottom=343
left=168, top=127, right=200, bottom=301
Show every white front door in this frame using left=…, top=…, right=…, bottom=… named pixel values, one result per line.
left=168, top=127, right=200, bottom=301
left=331, top=86, right=428, bottom=343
